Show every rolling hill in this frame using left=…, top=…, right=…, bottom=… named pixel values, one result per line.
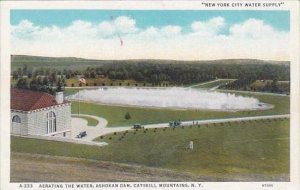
left=11, top=55, right=289, bottom=71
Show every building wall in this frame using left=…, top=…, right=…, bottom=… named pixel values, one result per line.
left=11, top=111, right=28, bottom=136
left=11, top=103, right=72, bottom=136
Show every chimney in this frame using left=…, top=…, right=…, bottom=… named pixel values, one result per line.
left=55, top=91, right=64, bottom=104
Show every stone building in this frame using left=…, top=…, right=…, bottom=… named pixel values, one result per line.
left=10, top=89, right=71, bottom=137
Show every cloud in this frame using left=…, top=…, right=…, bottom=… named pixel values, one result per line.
left=113, top=16, right=139, bottom=34
left=11, top=16, right=289, bottom=61
left=229, top=18, right=285, bottom=39
left=161, top=25, right=182, bottom=36
left=191, top=17, right=225, bottom=35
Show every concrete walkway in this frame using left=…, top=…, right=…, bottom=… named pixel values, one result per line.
left=22, top=114, right=288, bottom=147
left=188, top=79, right=236, bottom=89
left=188, top=79, right=220, bottom=88
left=72, top=114, right=108, bottom=128
left=71, top=114, right=108, bottom=141
left=74, top=114, right=290, bottom=138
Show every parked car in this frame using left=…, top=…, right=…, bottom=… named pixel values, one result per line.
left=169, top=120, right=181, bottom=127
left=133, top=124, right=144, bottom=129
left=76, top=131, right=87, bottom=138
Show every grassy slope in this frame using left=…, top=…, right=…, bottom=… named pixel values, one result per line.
left=11, top=153, right=204, bottom=182
left=67, top=89, right=289, bottom=127
left=72, top=115, right=98, bottom=126
left=11, top=119, right=289, bottom=180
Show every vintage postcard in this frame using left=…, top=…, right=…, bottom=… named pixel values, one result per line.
left=0, top=0, right=299, bottom=190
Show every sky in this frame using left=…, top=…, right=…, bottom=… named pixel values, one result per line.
left=11, top=10, right=290, bottom=60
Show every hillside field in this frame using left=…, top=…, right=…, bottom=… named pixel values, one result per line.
left=11, top=119, right=289, bottom=181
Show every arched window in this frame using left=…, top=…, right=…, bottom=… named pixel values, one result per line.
left=12, top=115, right=21, bottom=123
left=47, top=111, right=56, bottom=134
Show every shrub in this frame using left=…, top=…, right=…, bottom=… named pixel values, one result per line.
left=125, top=112, right=131, bottom=120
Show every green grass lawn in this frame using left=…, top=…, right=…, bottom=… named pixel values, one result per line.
left=11, top=119, right=289, bottom=179
left=67, top=88, right=289, bottom=127
left=72, top=115, right=98, bottom=126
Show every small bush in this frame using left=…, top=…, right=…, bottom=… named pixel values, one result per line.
left=125, top=112, right=131, bottom=120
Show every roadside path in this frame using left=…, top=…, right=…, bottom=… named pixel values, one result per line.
left=71, top=114, right=108, bottom=141
left=188, top=79, right=236, bottom=89
left=78, top=114, right=290, bottom=138
left=18, top=114, right=288, bottom=147
left=188, top=79, right=220, bottom=88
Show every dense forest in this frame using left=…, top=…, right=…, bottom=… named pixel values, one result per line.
left=11, top=55, right=290, bottom=94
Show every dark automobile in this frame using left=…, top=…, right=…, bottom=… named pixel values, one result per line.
left=133, top=124, right=144, bottom=129
left=76, top=131, right=87, bottom=138
left=169, top=120, right=181, bottom=127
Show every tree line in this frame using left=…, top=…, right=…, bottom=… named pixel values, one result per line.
left=12, top=62, right=290, bottom=93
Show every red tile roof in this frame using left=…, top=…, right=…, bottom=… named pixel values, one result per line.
left=11, top=89, right=65, bottom=111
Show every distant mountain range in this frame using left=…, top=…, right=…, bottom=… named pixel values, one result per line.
left=11, top=55, right=290, bottom=71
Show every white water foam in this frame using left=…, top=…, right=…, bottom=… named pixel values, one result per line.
left=68, top=87, right=270, bottom=111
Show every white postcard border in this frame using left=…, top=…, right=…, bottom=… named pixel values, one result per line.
left=1, top=1, right=299, bottom=190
